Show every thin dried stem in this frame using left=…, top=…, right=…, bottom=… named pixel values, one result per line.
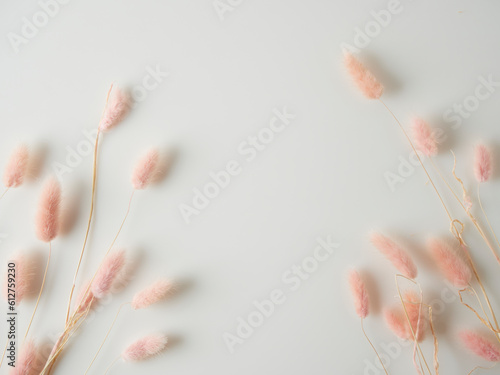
left=24, top=241, right=51, bottom=341
left=65, top=85, right=114, bottom=325
left=477, top=184, right=500, bottom=254
left=360, top=318, right=389, bottom=375
left=84, top=302, right=130, bottom=375
left=0, top=337, right=8, bottom=368
left=395, top=275, right=432, bottom=375
left=0, top=188, right=9, bottom=200
left=103, top=355, right=120, bottom=375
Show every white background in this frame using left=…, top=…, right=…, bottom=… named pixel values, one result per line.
left=1, top=1, right=500, bottom=374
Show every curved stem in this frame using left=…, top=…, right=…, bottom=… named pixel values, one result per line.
left=0, top=337, right=8, bottom=368
left=66, top=128, right=101, bottom=325
left=84, top=302, right=130, bottom=375
left=24, top=241, right=51, bottom=341
left=360, top=318, right=389, bottom=375
left=70, top=190, right=135, bottom=326
left=379, top=99, right=453, bottom=223
left=103, top=356, right=120, bottom=375
left=477, top=184, right=500, bottom=254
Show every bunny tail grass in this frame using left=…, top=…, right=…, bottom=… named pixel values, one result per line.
left=460, top=330, right=500, bottom=362
left=132, top=279, right=173, bottom=310
left=474, top=144, right=493, bottom=183
left=122, top=334, right=168, bottom=362
left=3, top=144, right=29, bottom=188
left=131, top=148, right=160, bottom=190
left=347, top=270, right=369, bottom=319
left=343, top=51, right=383, bottom=99
left=35, top=177, right=61, bottom=243
left=24, top=242, right=51, bottom=341
left=411, top=118, right=438, bottom=157
left=370, top=232, right=417, bottom=279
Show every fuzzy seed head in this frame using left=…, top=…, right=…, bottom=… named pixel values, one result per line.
left=132, top=280, right=173, bottom=310
left=131, top=149, right=159, bottom=190
left=35, top=177, right=61, bottom=242
left=348, top=270, right=369, bottom=319
left=474, top=144, right=493, bottom=183
left=344, top=51, right=383, bottom=100
left=411, top=118, right=438, bottom=157
left=428, top=238, right=471, bottom=288
left=122, top=334, right=168, bottom=362
left=370, top=232, right=418, bottom=279
left=4, top=144, right=29, bottom=188
left=91, top=250, right=126, bottom=299
left=460, top=330, right=500, bottom=362
left=99, top=86, right=131, bottom=132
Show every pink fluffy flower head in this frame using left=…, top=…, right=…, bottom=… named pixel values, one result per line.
left=411, top=118, right=438, bottom=157
left=98, top=86, right=131, bottom=132
left=132, top=280, right=173, bottom=310
left=460, top=330, right=500, bottom=362
left=122, top=334, right=168, bottom=362
left=404, top=290, right=425, bottom=342
left=474, top=144, right=493, bottom=183
left=384, top=308, right=408, bottom=340
left=131, top=148, right=159, bottom=190
left=5, top=253, right=33, bottom=304
left=4, top=144, right=29, bottom=188
left=370, top=232, right=418, bottom=279
left=344, top=51, right=383, bottom=100
left=10, top=340, right=39, bottom=375
left=74, top=281, right=94, bottom=314
left=428, top=238, right=471, bottom=288
left=347, top=270, right=369, bottom=319
left=35, top=177, right=61, bottom=242
left=91, top=250, right=126, bottom=299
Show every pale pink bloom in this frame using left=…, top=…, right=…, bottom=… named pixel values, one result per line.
left=428, top=238, right=471, bottom=288
left=74, top=281, right=94, bottom=313
left=35, top=177, right=61, bottom=242
left=411, top=118, right=438, bottom=157
left=122, top=334, right=168, bottom=362
left=132, top=280, right=173, bottom=310
left=131, top=149, right=159, bottom=190
left=460, top=330, right=500, bottom=361
left=474, top=144, right=493, bottom=183
left=98, top=86, right=130, bottom=132
left=384, top=308, right=408, bottom=340
left=91, top=250, right=126, bottom=299
left=344, top=52, right=383, bottom=99
left=404, top=290, right=425, bottom=342
left=10, top=340, right=39, bottom=375
left=3, top=144, right=29, bottom=188
left=5, top=253, right=33, bottom=304
left=370, top=232, right=418, bottom=279
left=347, top=270, right=369, bottom=319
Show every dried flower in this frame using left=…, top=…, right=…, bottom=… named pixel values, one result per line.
left=131, top=149, right=159, bottom=190
left=411, top=118, right=438, bottom=157
left=122, top=334, right=168, bottom=362
left=91, top=250, right=126, bottom=299
left=5, top=253, right=33, bottom=304
left=460, top=330, right=500, bottom=361
left=35, top=177, right=61, bottom=242
left=428, top=238, right=471, bottom=288
left=344, top=51, right=383, bottom=100
left=474, top=144, right=493, bottom=183
left=403, top=290, right=425, bottom=342
left=10, top=340, right=39, bottom=375
left=347, top=270, right=369, bottom=319
left=132, top=280, right=173, bottom=310
left=370, top=232, right=418, bottom=279
left=384, top=308, right=408, bottom=339
left=75, top=281, right=94, bottom=313
left=99, top=86, right=130, bottom=132
left=3, top=144, right=29, bottom=188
